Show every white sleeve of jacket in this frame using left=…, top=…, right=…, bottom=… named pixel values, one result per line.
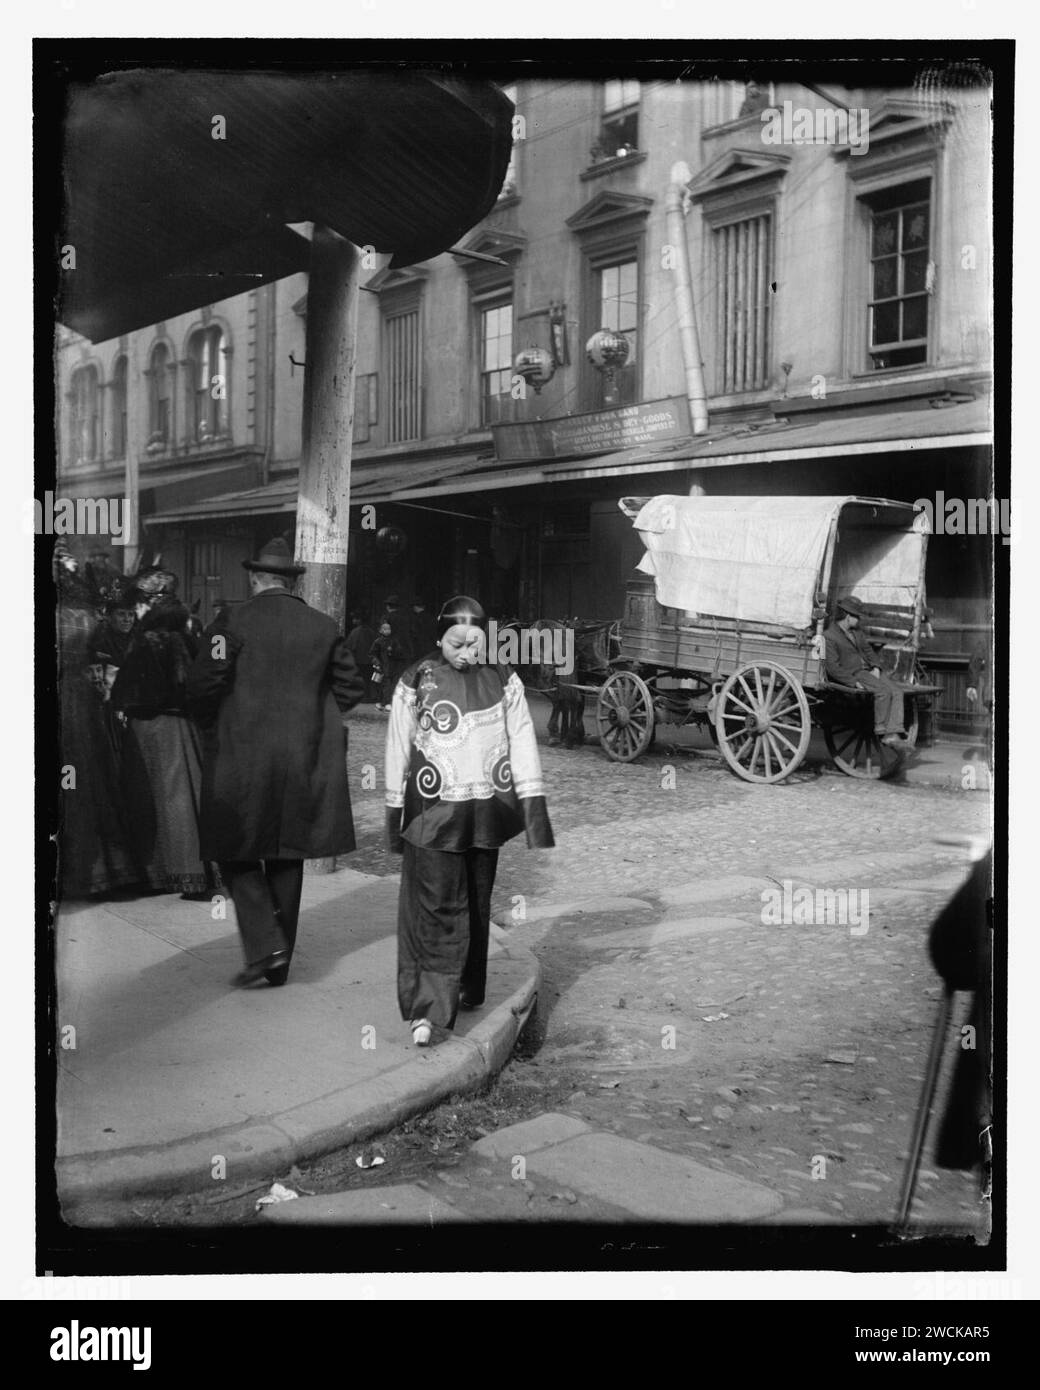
left=503, top=671, right=545, bottom=799
left=384, top=677, right=418, bottom=809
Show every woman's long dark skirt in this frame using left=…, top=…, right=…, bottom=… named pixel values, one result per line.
left=397, top=841, right=499, bottom=1030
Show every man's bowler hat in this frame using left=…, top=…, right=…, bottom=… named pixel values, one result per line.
left=243, top=537, right=306, bottom=577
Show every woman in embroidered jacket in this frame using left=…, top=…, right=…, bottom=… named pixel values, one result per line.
left=385, top=596, right=554, bottom=1046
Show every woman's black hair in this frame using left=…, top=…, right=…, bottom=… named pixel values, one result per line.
left=436, top=595, right=487, bottom=640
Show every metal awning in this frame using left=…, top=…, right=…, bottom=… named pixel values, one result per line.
left=142, top=452, right=496, bottom=526
left=59, top=69, right=513, bottom=343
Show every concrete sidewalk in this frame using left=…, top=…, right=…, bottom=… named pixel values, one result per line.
left=54, top=868, right=539, bottom=1212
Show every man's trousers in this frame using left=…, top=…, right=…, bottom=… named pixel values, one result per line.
left=218, top=859, right=304, bottom=965
left=853, top=671, right=907, bottom=736
left=396, top=841, right=499, bottom=1030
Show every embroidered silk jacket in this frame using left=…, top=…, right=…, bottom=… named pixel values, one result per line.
left=385, top=656, right=554, bottom=852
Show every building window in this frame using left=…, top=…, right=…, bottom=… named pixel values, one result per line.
left=352, top=373, right=378, bottom=445
left=712, top=212, right=773, bottom=394
left=864, top=179, right=931, bottom=370
left=148, top=342, right=171, bottom=448
left=110, top=355, right=127, bottom=460
left=592, top=79, right=640, bottom=162
left=187, top=325, right=229, bottom=442
left=69, top=365, right=99, bottom=465
left=480, top=298, right=514, bottom=426
left=593, top=255, right=639, bottom=406
left=384, top=307, right=422, bottom=443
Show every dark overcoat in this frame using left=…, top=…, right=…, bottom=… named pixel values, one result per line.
left=186, top=588, right=365, bottom=860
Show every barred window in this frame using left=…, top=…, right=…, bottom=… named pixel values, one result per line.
left=713, top=213, right=773, bottom=394
left=384, top=308, right=422, bottom=443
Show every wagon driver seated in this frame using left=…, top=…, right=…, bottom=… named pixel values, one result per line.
left=823, top=595, right=909, bottom=748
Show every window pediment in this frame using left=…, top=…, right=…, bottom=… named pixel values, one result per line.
left=451, top=227, right=527, bottom=271
left=363, top=264, right=429, bottom=295
left=566, top=190, right=653, bottom=235
left=832, top=96, right=955, bottom=162
left=686, top=148, right=792, bottom=204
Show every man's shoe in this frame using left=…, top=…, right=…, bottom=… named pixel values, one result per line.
left=264, top=962, right=290, bottom=987
left=411, top=1019, right=433, bottom=1046
left=231, top=950, right=289, bottom=988
left=881, top=732, right=909, bottom=748
left=459, top=994, right=484, bottom=1011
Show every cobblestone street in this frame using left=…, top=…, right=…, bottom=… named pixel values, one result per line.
left=338, top=698, right=992, bottom=1233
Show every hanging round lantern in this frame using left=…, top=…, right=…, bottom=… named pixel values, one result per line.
left=375, top=524, right=408, bottom=558
left=586, top=327, right=630, bottom=380
left=513, top=344, right=556, bottom=395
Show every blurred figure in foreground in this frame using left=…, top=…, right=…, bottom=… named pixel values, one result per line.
left=928, top=849, right=994, bottom=1198
left=55, top=542, right=139, bottom=898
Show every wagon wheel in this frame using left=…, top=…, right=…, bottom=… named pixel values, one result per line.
left=823, top=693, right=919, bottom=780
left=597, top=670, right=655, bottom=763
left=713, top=661, right=811, bottom=784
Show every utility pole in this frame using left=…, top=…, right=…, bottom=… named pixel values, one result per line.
left=295, top=223, right=360, bottom=873
left=296, top=224, right=359, bottom=629
left=121, top=334, right=142, bottom=574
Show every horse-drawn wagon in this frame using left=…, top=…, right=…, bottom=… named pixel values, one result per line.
left=563, top=494, right=938, bottom=783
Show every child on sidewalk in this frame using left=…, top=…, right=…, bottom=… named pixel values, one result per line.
left=369, top=621, right=405, bottom=711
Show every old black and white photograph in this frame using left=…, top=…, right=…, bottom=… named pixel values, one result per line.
left=23, top=21, right=1023, bottom=1317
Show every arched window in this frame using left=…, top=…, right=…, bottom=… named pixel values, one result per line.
left=187, top=325, right=229, bottom=443
left=148, top=342, right=171, bottom=446
left=68, top=365, right=99, bottom=465
left=110, top=355, right=127, bottom=459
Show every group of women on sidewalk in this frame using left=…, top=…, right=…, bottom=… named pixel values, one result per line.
left=57, top=549, right=213, bottom=900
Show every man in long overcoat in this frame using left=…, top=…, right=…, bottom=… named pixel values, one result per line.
left=186, top=538, right=365, bottom=986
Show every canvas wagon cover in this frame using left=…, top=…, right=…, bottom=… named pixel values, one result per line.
left=630, top=495, right=923, bottom=628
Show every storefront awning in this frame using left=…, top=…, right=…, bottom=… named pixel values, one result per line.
left=142, top=452, right=496, bottom=526
left=143, top=397, right=991, bottom=526
left=382, top=397, right=992, bottom=498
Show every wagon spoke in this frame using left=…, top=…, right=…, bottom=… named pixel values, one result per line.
left=723, top=691, right=758, bottom=716
left=737, top=675, right=759, bottom=711
left=765, top=730, right=790, bottom=770
left=832, top=726, right=860, bottom=759
left=764, top=667, right=777, bottom=709
left=768, top=726, right=800, bottom=756
left=768, top=700, right=802, bottom=721
left=762, top=734, right=773, bottom=779
left=753, top=667, right=765, bottom=705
